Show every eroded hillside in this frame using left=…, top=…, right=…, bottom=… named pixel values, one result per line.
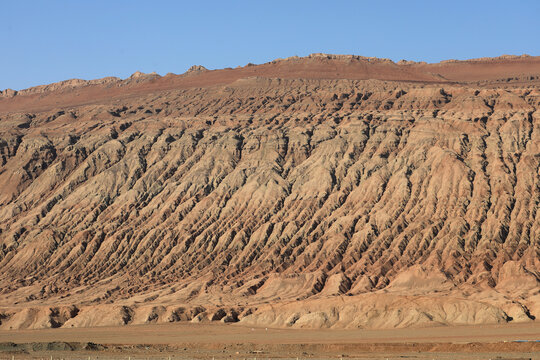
left=0, top=56, right=539, bottom=330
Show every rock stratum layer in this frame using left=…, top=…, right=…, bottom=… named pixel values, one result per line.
left=0, top=54, right=539, bottom=330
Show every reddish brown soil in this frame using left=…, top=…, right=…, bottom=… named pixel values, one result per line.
left=2, top=53, right=540, bottom=113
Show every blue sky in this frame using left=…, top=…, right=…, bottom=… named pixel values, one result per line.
left=2, top=0, right=539, bottom=90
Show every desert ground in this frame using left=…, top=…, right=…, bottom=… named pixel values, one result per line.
left=0, top=322, right=539, bottom=359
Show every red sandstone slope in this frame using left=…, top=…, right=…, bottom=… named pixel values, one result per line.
left=0, top=55, right=538, bottom=330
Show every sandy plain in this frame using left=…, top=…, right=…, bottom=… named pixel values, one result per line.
left=0, top=322, right=539, bottom=359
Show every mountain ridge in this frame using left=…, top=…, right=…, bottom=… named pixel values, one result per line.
left=2, top=53, right=539, bottom=100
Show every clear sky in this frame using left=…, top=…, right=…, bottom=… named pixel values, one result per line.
left=2, top=0, right=539, bottom=90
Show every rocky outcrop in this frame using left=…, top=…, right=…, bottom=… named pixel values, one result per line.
left=0, top=56, right=539, bottom=330
left=0, top=89, right=17, bottom=98
left=12, top=77, right=122, bottom=96
left=185, top=65, right=208, bottom=74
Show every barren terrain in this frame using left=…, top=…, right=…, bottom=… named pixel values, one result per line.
left=0, top=54, right=539, bottom=333
left=1, top=322, right=539, bottom=359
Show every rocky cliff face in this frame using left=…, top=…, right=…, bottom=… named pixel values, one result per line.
left=0, top=56, right=539, bottom=330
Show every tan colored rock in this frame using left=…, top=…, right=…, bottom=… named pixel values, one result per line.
left=0, top=54, right=539, bottom=330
